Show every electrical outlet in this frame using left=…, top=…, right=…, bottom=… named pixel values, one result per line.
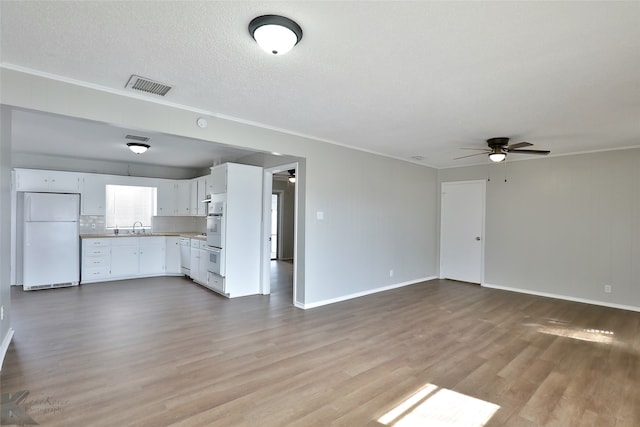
left=91, top=223, right=96, bottom=229
left=389, top=269, right=394, bottom=277
left=604, top=285, right=612, bottom=294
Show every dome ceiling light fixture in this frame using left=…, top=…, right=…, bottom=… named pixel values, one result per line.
left=127, top=142, right=150, bottom=154
left=249, top=15, right=303, bottom=55
left=288, top=169, right=296, bottom=183
left=488, top=148, right=506, bottom=163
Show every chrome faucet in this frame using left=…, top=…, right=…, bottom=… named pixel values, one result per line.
left=132, top=221, right=143, bottom=234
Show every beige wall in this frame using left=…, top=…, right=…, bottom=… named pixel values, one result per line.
left=439, top=148, right=640, bottom=310
left=1, top=68, right=439, bottom=307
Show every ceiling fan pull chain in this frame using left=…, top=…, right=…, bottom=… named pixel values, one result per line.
left=503, top=158, right=508, bottom=182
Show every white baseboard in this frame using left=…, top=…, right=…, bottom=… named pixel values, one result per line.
left=299, top=276, right=437, bottom=309
left=0, top=328, right=15, bottom=371
left=483, top=283, right=640, bottom=313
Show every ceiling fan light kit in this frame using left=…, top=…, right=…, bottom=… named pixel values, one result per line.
left=455, top=137, right=551, bottom=163
left=489, top=152, right=506, bottom=162
left=249, top=15, right=303, bottom=55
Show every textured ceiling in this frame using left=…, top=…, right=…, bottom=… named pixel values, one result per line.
left=2, top=1, right=639, bottom=168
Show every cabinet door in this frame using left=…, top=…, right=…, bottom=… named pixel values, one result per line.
left=199, top=249, right=209, bottom=286
left=110, top=246, right=139, bottom=277
left=165, top=237, right=181, bottom=274
left=189, top=179, right=199, bottom=216
left=15, top=169, right=51, bottom=192
left=80, top=174, right=106, bottom=215
left=189, top=247, right=200, bottom=280
left=196, top=177, right=207, bottom=216
left=139, top=244, right=165, bottom=275
left=209, top=165, right=226, bottom=194
left=48, top=171, right=80, bottom=192
left=175, top=181, right=191, bottom=216
left=156, top=180, right=177, bottom=216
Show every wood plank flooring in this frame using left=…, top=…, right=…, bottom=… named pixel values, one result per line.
left=1, top=262, right=639, bottom=426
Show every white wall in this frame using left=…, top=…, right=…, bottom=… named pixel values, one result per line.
left=1, top=106, right=14, bottom=366
left=439, top=149, right=640, bottom=310
left=1, top=68, right=439, bottom=306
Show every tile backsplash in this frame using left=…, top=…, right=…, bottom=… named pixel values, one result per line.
left=79, top=215, right=206, bottom=235
left=79, top=215, right=106, bottom=234
left=152, top=216, right=206, bottom=233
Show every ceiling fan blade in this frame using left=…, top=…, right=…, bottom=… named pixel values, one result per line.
left=509, top=149, right=551, bottom=155
left=460, top=148, right=491, bottom=151
left=454, top=152, right=488, bottom=160
left=506, top=142, right=533, bottom=150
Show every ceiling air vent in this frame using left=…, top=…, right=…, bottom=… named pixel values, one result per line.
left=125, top=75, right=172, bottom=96
left=124, top=134, right=150, bottom=143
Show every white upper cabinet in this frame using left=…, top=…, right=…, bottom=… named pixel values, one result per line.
left=197, top=176, right=208, bottom=216
left=15, top=169, right=80, bottom=193
left=209, top=165, right=227, bottom=194
left=156, top=180, right=177, bottom=216
left=176, top=181, right=191, bottom=216
left=190, top=179, right=199, bottom=215
left=80, top=174, right=106, bottom=215
left=156, top=180, right=193, bottom=216
left=189, top=175, right=209, bottom=216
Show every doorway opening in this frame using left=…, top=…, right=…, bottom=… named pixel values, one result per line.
left=261, top=163, right=299, bottom=305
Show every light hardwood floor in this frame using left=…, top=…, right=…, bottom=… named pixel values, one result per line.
left=2, top=263, right=639, bottom=426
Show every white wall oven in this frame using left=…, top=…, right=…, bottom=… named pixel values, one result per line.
left=204, top=246, right=224, bottom=277
left=206, top=197, right=224, bottom=248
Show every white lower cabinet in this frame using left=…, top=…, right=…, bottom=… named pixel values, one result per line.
left=138, top=238, right=165, bottom=275
left=189, top=239, right=207, bottom=284
left=82, top=241, right=111, bottom=282
left=110, top=238, right=139, bottom=278
left=81, top=236, right=167, bottom=283
left=207, top=271, right=225, bottom=294
left=165, top=237, right=181, bottom=275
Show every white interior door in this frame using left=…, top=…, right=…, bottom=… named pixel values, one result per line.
left=440, top=180, right=485, bottom=284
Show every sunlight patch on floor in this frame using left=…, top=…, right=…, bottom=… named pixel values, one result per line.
left=538, top=326, right=614, bottom=343
left=378, top=383, right=500, bottom=427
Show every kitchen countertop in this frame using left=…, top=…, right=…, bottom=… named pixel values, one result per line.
left=80, top=232, right=206, bottom=239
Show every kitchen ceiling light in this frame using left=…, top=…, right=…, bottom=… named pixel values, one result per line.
left=288, top=169, right=296, bottom=183
left=489, top=152, right=506, bottom=162
left=127, top=142, right=150, bottom=154
left=249, top=15, right=303, bottom=55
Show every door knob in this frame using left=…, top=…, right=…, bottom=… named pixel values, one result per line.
left=475, top=236, right=481, bottom=241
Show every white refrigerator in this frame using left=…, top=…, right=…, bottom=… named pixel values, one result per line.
left=23, top=192, right=80, bottom=290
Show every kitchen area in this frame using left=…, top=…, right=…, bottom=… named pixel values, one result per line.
left=11, top=162, right=265, bottom=299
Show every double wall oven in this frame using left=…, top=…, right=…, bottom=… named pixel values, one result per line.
left=205, top=195, right=225, bottom=278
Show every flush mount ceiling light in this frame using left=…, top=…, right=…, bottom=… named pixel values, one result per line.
left=249, top=15, right=303, bottom=55
left=127, top=142, right=150, bottom=154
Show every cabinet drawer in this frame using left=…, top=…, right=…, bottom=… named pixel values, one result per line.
left=83, top=238, right=111, bottom=247
left=82, top=267, right=110, bottom=281
left=83, top=256, right=110, bottom=268
left=207, top=272, right=225, bottom=293
left=83, top=247, right=110, bottom=257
